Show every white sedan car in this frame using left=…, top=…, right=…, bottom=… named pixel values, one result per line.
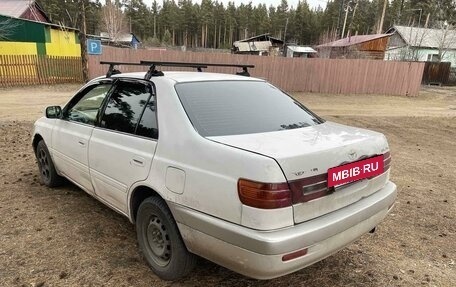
left=32, top=61, right=396, bottom=280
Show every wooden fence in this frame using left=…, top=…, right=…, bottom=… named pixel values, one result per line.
left=422, top=62, right=451, bottom=85
left=0, top=55, right=83, bottom=87
left=89, top=46, right=425, bottom=96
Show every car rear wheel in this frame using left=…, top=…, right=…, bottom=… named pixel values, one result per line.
left=136, top=197, right=197, bottom=281
left=35, top=140, right=63, bottom=187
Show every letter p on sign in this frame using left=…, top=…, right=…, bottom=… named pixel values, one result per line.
left=87, top=39, right=102, bottom=55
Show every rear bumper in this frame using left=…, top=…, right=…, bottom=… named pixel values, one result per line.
left=169, top=181, right=397, bottom=279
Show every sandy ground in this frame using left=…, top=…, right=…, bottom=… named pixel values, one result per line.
left=0, top=85, right=455, bottom=287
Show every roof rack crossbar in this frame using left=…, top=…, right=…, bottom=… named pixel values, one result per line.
left=201, top=63, right=255, bottom=68
left=140, top=61, right=208, bottom=69
left=143, top=61, right=254, bottom=69
left=100, top=60, right=255, bottom=78
left=142, top=61, right=254, bottom=77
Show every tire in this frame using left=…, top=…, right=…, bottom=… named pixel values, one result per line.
left=136, top=197, right=197, bottom=281
left=35, top=140, right=63, bottom=187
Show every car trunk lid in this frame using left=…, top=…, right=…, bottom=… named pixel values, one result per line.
left=208, top=121, right=391, bottom=224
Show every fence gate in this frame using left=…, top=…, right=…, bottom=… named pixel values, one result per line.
left=422, top=62, right=451, bottom=85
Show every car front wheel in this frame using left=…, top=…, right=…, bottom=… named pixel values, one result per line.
left=136, top=196, right=197, bottom=281
left=35, top=140, right=63, bottom=187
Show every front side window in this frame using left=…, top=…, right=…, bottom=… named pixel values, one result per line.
left=175, top=81, right=323, bottom=137
left=65, top=83, right=112, bottom=125
left=100, top=81, right=152, bottom=135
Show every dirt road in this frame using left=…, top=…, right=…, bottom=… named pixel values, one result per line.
left=0, top=85, right=455, bottom=286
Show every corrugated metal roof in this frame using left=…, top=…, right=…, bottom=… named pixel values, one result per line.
left=233, top=41, right=271, bottom=52
left=287, top=46, right=317, bottom=53
left=238, top=33, right=284, bottom=44
left=100, top=32, right=141, bottom=43
left=388, top=25, right=456, bottom=49
left=317, top=34, right=391, bottom=48
left=0, top=0, right=33, bottom=18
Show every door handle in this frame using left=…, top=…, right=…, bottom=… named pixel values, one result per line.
left=132, top=157, right=145, bottom=167
left=78, top=140, right=86, bottom=146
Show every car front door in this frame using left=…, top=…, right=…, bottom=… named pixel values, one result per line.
left=51, top=81, right=113, bottom=194
left=88, top=79, right=158, bottom=213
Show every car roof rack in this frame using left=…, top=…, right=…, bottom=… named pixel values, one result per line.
left=141, top=61, right=255, bottom=77
left=100, top=61, right=208, bottom=79
left=100, top=61, right=255, bottom=80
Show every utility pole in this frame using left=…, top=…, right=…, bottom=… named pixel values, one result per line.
left=378, top=0, right=388, bottom=34
left=399, top=0, right=405, bottom=24
left=341, top=0, right=352, bottom=39
left=79, top=0, right=88, bottom=82
left=153, top=15, right=156, bottom=38
left=283, top=17, right=289, bottom=43
left=129, top=0, right=132, bottom=33
left=337, top=0, right=345, bottom=38
left=347, top=0, right=359, bottom=36
left=424, top=13, right=430, bottom=28
left=407, top=8, right=423, bottom=27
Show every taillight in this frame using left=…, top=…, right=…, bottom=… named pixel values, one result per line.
left=383, top=151, right=391, bottom=170
left=238, top=179, right=292, bottom=209
left=289, top=173, right=334, bottom=203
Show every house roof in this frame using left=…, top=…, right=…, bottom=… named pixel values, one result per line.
left=233, top=41, right=272, bottom=52
left=317, top=34, right=391, bottom=48
left=238, top=33, right=284, bottom=45
left=387, top=25, right=456, bottom=49
left=0, top=0, right=49, bottom=22
left=0, top=13, right=78, bottom=31
left=100, top=32, right=141, bottom=43
left=287, top=46, right=317, bottom=53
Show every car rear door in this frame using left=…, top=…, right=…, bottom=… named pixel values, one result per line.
left=51, top=81, right=113, bottom=194
left=88, top=79, right=158, bottom=213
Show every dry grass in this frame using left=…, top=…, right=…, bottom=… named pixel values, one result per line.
left=0, top=85, right=455, bottom=286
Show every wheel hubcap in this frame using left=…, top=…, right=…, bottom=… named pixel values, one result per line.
left=37, top=148, right=50, bottom=181
left=146, top=215, right=171, bottom=266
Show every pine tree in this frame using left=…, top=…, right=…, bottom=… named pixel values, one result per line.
left=37, top=0, right=456, bottom=49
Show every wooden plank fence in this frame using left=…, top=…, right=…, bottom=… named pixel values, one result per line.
left=0, top=55, right=83, bottom=87
left=422, top=62, right=451, bottom=85
left=89, top=46, right=425, bottom=96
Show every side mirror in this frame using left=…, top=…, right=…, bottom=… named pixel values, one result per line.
left=45, top=106, right=62, bottom=119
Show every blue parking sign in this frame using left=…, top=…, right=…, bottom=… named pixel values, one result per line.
left=87, top=39, right=102, bottom=55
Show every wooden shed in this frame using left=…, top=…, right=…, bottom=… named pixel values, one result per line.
left=232, top=33, right=284, bottom=56
left=317, top=34, right=391, bottom=60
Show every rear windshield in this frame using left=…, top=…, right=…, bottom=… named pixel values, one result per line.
left=175, top=81, right=323, bottom=137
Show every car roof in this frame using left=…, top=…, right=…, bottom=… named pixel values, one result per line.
left=103, top=71, right=264, bottom=83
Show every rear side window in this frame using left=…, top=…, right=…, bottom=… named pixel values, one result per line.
left=100, top=81, right=152, bottom=134
left=136, top=95, right=158, bottom=139
left=175, top=81, right=322, bottom=137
